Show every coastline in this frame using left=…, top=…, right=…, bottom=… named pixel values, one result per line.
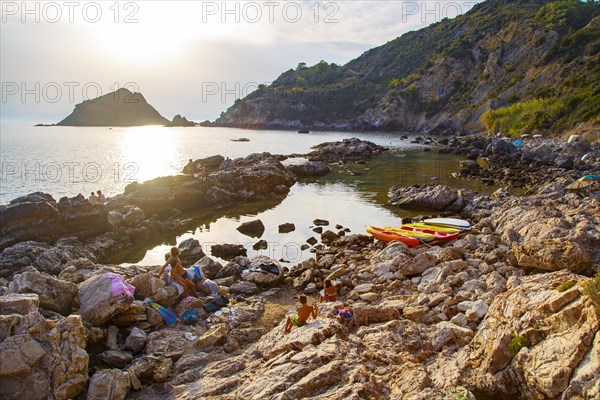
left=1, top=135, right=599, bottom=399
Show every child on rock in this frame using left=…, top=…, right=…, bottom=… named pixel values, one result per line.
left=284, top=294, right=318, bottom=334
left=158, top=247, right=197, bottom=297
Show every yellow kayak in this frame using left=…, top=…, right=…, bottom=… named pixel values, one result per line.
left=404, top=222, right=461, bottom=233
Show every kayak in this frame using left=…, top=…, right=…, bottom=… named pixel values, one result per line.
left=423, top=218, right=472, bottom=231
left=386, top=226, right=460, bottom=241
left=404, top=222, right=461, bottom=233
left=365, top=226, right=420, bottom=247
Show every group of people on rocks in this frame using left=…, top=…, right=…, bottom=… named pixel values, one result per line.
left=184, top=157, right=234, bottom=180
left=88, top=190, right=106, bottom=204
left=284, top=279, right=338, bottom=334
left=156, top=246, right=342, bottom=335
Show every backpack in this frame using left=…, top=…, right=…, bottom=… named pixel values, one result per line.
left=182, top=309, right=199, bottom=324
left=204, top=295, right=229, bottom=313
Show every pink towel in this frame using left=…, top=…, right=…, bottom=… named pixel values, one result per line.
left=106, top=273, right=135, bottom=297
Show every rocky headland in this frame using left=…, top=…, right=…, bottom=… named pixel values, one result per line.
left=57, top=88, right=170, bottom=127
left=0, top=137, right=599, bottom=400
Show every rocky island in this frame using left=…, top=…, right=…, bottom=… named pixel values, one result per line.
left=0, top=136, right=599, bottom=399
left=57, top=88, right=169, bottom=127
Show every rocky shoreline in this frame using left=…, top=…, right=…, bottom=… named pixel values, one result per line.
left=0, top=136, right=599, bottom=399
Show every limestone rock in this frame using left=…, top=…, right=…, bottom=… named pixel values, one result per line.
left=129, top=273, right=179, bottom=306
left=278, top=223, right=296, bottom=233
left=195, top=256, right=223, bottom=279
left=230, top=281, right=259, bottom=295
left=125, top=327, right=147, bottom=353
left=0, top=313, right=88, bottom=400
left=211, top=244, right=247, bottom=259
left=388, top=184, right=467, bottom=212
left=196, top=324, right=229, bottom=349
left=78, top=273, right=134, bottom=326
left=237, top=219, right=265, bottom=238
left=177, top=238, right=206, bottom=266
left=0, top=293, right=39, bottom=315
left=454, top=270, right=599, bottom=399
left=9, top=270, right=78, bottom=315
left=241, top=256, right=283, bottom=286
left=286, top=161, right=331, bottom=178
left=87, top=369, right=129, bottom=400
left=97, top=350, right=134, bottom=369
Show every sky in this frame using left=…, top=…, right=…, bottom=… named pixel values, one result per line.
left=0, top=0, right=482, bottom=123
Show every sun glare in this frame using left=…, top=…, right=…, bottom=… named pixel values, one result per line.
left=120, top=126, right=178, bottom=182
left=87, top=2, right=238, bottom=64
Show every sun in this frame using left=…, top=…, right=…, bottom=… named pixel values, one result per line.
left=86, top=2, right=236, bottom=64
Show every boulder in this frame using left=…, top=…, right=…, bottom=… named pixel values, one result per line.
left=195, top=256, right=223, bottom=279
left=388, top=184, right=467, bottom=212
left=0, top=193, right=60, bottom=250
left=87, top=369, right=129, bottom=400
left=211, top=244, right=247, bottom=260
left=8, top=270, right=78, bottom=315
left=56, top=194, right=110, bottom=239
left=195, top=324, right=229, bottom=349
left=313, top=219, right=329, bottom=226
left=253, top=240, right=268, bottom=250
left=321, top=230, right=339, bottom=244
left=120, top=206, right=145, bottom=227
left=485, top=140, right=517, bottom=156
left=0, top=293, right=39, bottom=315
left=127, top=355, right=172, bottom=383
left=177, top=238, right=206, bottom=266
left=129, top=273, right=179, bottom=306
left=230, top=282, right=259, bottom=295
left=124, top=327, right=147, bottom=353
left=97, top=350, right=134, bottom=369
left=286, top=161, right=331, bottom=178
left=237, top=219, right=265, bottom=238
left=78, top=273, right=135, bottom=326
left=307, top=138, right=388, bottom=162
left=0, top=239, right=96, bottom=278
left=455, top=270, right=599, bottom=399
left=278, top=223, right=296, bottom=233
left=0, top=313, right=88, bottom=400
left=241, top=257, right=283, bottom=286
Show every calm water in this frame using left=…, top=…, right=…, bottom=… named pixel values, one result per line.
left=0, top=124, right=492, bottom=267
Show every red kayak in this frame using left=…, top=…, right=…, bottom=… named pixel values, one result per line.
left=387, top=225, right=460, bottom=241
left=365, top=226, right=421, bottom=247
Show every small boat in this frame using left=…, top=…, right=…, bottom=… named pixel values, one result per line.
left=404, top=222, right=461, bottom=233
left=386, top=225, right=460, bottom=241
left=298, top=130, right=310, bottom=134
left=365, top=226, right=420, bottom=247
left=231, top=137, right=250, bottom=142
left=423, top=218, right=471, bottom=231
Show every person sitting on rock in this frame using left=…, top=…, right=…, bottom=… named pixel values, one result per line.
left=284, top=294, right=318, bottom=334
left=185, top=159, right=194, bottom=175
left=96, top=190, right=106, bottom=204
left=320, top=279, right=337, bottom=303
left=88, top=191, right=98, bottom=204
left=158, top=247, right=196, bottom=297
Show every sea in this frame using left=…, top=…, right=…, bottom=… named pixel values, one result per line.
left=0, top=124, right=493, bottom=267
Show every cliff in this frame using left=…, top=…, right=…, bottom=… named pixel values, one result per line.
left=215, top=0, right=600, bottom=136
left=57, top=88, right=169, bottom=127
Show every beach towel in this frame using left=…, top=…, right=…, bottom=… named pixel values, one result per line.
left=186, top=265, right=203, bottom=280
left=106, top=272, right=135, bottom=297
left=145, top=299, right=177, bottom=326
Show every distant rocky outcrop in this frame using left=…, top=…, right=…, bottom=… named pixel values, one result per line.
left=165, top=114, right=195, bottom=127
left=57, top=88, right=169, bottom=126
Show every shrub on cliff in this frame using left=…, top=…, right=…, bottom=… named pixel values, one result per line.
left=582, top=271, right=600, bottom=315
